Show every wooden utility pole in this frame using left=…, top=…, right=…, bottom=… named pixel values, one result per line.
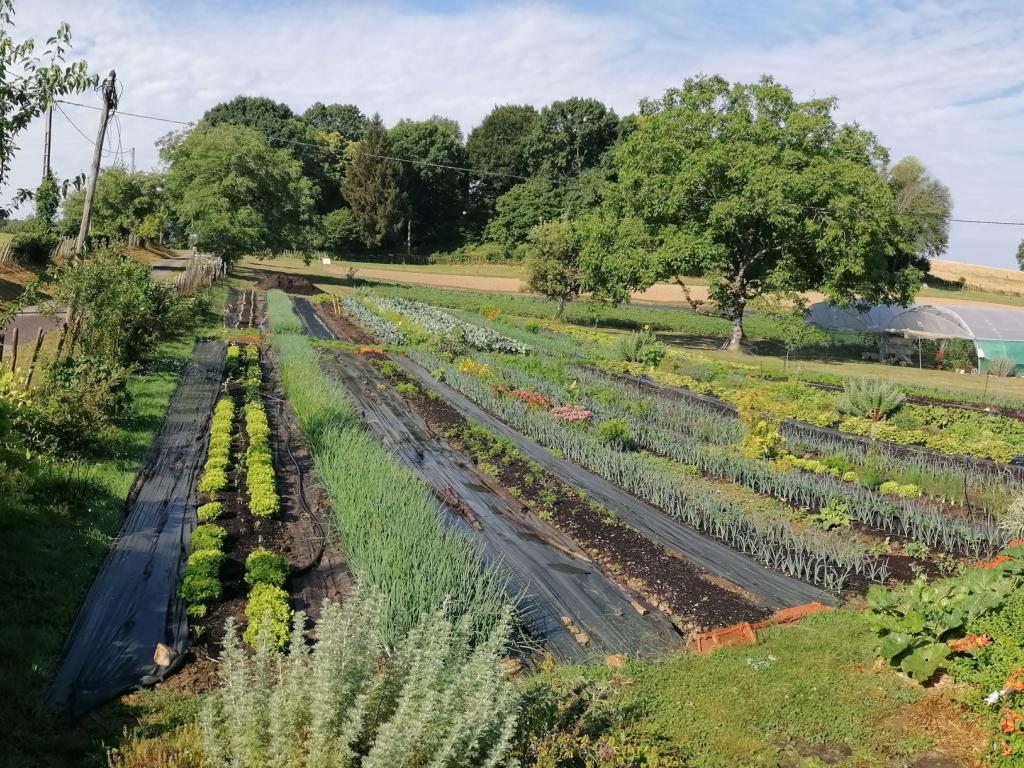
left=42, top=106, right=53, bottom=178
left=75, top=70, right=118, bottom=255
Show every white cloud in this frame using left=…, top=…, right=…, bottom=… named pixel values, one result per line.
left=9, top=0, right=1024, bottom=266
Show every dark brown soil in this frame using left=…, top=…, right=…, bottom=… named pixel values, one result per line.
left=314, top=302, right=375, bottom=343
left=372, top=358, right=769, bottom=632
left=255, top=273, right=322, bottom=295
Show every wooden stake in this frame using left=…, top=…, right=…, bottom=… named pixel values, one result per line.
left=9, top=325, right=19, bottom=375
left=25, top=327, right=44, bottom=388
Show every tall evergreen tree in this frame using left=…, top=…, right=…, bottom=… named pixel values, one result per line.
left=342, top=114, right=403, bottom=248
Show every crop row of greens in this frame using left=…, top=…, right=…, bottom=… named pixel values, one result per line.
left=240, top=346, right=280, bottom=518
left=367, top=295, right=531, bottom=354
left=342, top=296, right=407, bottom=344
left=587, top=358, right=1022, bottom=510
left=601, top=357, right=1024, bottom=465
left=266, top=290, right=510, bottom=645
left=412, top=349, right=877, bottom=592
left=491, top=357, right=1003, bottom=557
left=197, top=396, right=234, bottom=495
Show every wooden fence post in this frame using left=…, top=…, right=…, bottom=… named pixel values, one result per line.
left=54, top=322, right=69, bottom=361
left=25, top=327, right=44, bottom=388
left=9, top=325, right=18, bottom=375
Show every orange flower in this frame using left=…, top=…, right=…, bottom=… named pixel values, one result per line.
left=948, top=634, right=992, bottom=653
left=1001, top=708, right=1023, bottom=735
left=1006, top=670, right=1024, bottom=692
left=981, top=555, right=1012, bottom=570
left=1004, top=740, right=1015, bottom=757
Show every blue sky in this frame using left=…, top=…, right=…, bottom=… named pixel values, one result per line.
left=12, top=0, right=1024, bottom=268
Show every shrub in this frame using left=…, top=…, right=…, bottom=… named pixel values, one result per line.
left=191, top=524, right=227, bottom=552
left=200, top=596, right=518, bottom=767
left=9, top=228, right=58, bottom=266
left=245, top=548, right=288, bottom=587
left=989, top=356, right=1017, bottom=377
left=836, top=378, right=906, bottom=421
left=595, top=418, right=631, bottom=449
left=1001, top=496, right=1024, bottom=541
left=616, top=327, right=666, bottom=367
left=857, top=467, right=883, bottom=489
left=242, top=584, right=292, bottom=650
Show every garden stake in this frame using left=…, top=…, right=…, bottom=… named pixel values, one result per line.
left=24, top=327, right=44, bottom=389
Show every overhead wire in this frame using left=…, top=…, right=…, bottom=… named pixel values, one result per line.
left=51, top=99, right=1024, bottom=225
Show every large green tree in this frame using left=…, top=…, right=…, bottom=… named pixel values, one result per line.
left=606, top=75, right=919, bottom=350
left=388, top=116, right=467, bottom=250
left=302, top=102, right=368, bottom=141
left=201, top=95, right=338, bottom=210
left=341, top=114, right=403, bottom=247
left=525, top=97, right=620, bottom=179
left=466, top=104, right=538, bottom=212
left=887, top=155, right=952, bottom=261
left=1017, top=240, right=1024, bottom=272
left=61, top=168, right=168, bottom=242
left=484, top=177, right=563, bottom=250
left=164, top=123, right=313, bottom=262
left=0, top=0, right=93, bottom=215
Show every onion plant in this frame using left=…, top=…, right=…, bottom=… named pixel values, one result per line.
left=266, top=291, right=511, bottom=645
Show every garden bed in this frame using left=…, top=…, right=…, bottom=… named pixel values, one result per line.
left=372, top=355, right=770, bottom=632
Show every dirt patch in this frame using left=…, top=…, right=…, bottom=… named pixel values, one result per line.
left=375, top=359, right=769, bottom=632
left=255, top=273, right=321, bottom=295
left=314, top=302, right=375, bottom=344
left=885, top=685, right=990, bottom=767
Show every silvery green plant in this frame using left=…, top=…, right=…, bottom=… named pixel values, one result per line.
left=413, top=349, right=875, bottom=591
left=491, top=357, right=1000, bottom=556
left=341, top=296, right=408, bottom=345
left=199, top=595, right=519, bottom=768
left=370, top=296, right=530, bottom=354
left=268, top=293, right=511, bottom=644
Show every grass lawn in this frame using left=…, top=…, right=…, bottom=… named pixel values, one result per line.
left=528, top=609, right=987, bottom=767
left=0, top=287, right=226, bottom=768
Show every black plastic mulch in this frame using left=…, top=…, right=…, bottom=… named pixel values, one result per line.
left=45, top=340, right=225, bottom=717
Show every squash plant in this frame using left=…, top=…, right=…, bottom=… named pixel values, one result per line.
left=867, top=556, right=1023, bottom=681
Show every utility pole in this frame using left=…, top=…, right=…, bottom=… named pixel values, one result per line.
left=42, top=106, right=53, bottom=178
left=130, top=146, right=135, bottom=174
left=75, top=70, right=118, bottom=255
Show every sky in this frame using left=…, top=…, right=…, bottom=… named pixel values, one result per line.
left=9, top=0, right=1024, bottom=268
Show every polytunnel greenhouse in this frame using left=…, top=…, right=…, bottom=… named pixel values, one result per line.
left=806, top=301, right=1024, bottom=374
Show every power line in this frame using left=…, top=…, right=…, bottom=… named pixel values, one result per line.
left=48, top=99, right=1024, bottom=224
left=54, top=102, right=115, bottom=156
left=56, top=99, right=195, bottom=126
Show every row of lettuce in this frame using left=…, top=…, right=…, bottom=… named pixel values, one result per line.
left=179, top=342, right=289, bottom=647
left=188, top=291, right=520, bottom=766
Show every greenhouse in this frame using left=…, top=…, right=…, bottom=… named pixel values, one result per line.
left=806, top=301, right=1024, bottom=374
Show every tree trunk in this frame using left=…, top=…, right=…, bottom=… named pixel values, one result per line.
left=555, top=296, right=566, bottom=319
left=724, top=306, right=745, bottom=352
left=406, top=216, right=412, bottom=257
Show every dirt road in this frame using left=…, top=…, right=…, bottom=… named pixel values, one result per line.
left=346, top=266, right=1022, bottom=311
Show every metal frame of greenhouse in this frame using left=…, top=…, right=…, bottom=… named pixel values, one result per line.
left=807, top=302, right=1024, bottom=374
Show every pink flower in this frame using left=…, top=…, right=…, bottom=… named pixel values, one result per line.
left=550, top=405, right=593, bottom=422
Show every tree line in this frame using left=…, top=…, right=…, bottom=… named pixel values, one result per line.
left=19, top=79, right=953, bottom=348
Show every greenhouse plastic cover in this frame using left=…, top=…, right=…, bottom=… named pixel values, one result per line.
left=807, top=302, right=1024, bottom=343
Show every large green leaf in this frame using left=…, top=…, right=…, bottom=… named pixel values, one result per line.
left=900, top=643, right=950, bottom=681
left=878, top=632, right=912, bottom=662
